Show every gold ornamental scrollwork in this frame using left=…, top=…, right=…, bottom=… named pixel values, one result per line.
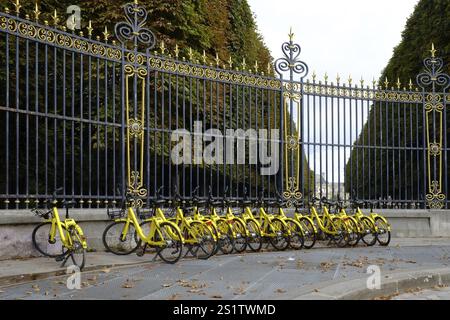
left=125, top=64, right=148, bottom=207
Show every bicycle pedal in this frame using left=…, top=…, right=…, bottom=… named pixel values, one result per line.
left=136, top=246, right=145, bottom=257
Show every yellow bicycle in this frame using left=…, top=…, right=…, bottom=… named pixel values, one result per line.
left=32, top=188, right=87, bottom=270
left=103, top=191, right=184, bottom=264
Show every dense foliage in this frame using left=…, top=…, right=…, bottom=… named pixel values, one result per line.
left=345, top=0, right=450, bottom=202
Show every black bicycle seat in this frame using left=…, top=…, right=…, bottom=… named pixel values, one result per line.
left=152, top=199, right=167, bottom=206
left=241, top=200, right=253, bottom=206
left=196, top=200, right=208, bottom=206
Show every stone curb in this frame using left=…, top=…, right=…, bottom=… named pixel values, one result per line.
left=295, top=267, right=450, bottom=300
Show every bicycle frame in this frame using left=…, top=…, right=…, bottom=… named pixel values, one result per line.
left=47, top=207, right=87, bottom=249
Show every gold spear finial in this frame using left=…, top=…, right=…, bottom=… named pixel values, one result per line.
left=396, top=77, right=401, bottom=90
left=430, top=43, right=437, bottom=58
left=134, top=0, right=139, bottom=4
left=409, top=79, right=413, bottom=91
left=242, top=58, right=246, bottom=71
left=288, top=27, right=294, bottom=42
left=267, top=62, right=272, bottom=75
left=348, top=75, right=353, bottom=85
left=215, top=52, right=220, bottom=67
left=228, top=56, right=233, bottom=69
left=87, top=20, right=93, bottom=37
left=336, top=73, right=341, bottom=83
left=160, top=41, right=166, bottom=54
left=324, top=72, right=328, bottom=82
left=34, top=2, right=41, bottom=21
left=188, top=47, right=194, bottom=61
left=52, top=9, right=59, bottom=26
left=14, top=0, right=21, bottom=15
left=384, top=77, right=389, bottom=89
left=103, top=26, right=110, bottom=42
left=174, top=44, right=180, bottom=59
left=360, top=77, right=364, bottom=87
left=254, top=61, right=259, bottom=73
left=202, top=50, right=207, bottom=64
left=312, top=71, right=316, bottom=81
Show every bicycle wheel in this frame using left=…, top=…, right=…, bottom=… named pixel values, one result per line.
left=68, top=226, right=86, bottom=270
left=285, top=219, right=304, bottom=250
left=375, top=217, right=391, bottom=246
left=268, top=218, right=290, bottom=251
left=359, top=217, right=377, bottom=246
left=103, top=221, right=139, bottom=255
left=245, top=219, right=263, bottom=252
left=155, top=222, right=183, bottom=264
left=298, top=217, right=316, bottom=249
left=189, top=221, right=217, bottom=260
left=231, top=219, right=248, bottom=253
left=215, top=220, right=234, bottom=255
left=331, top=217, right=350, bottom=248
left=344, top=217, right=360, bottom=247
left=32, top=222, right=68, bottom=258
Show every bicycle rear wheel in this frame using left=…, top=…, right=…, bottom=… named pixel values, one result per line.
left=103, top=221, right=139, bottom=255
left=344, top=217, right=360, bottom=247
left=32, top=222, right=68, bottom=258
left=155, top=222, right=183, bottom=264
left=298, top=217, right=316, bottom=249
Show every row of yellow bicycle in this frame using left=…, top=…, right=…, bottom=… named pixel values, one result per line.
left=101, top=186, right=392, bottom=264
left=30, top=186, right=391, bottom=269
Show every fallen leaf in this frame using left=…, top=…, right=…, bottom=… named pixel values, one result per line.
left=162, top=283, right=172, bottom=288
left=211, top=294, right=222, bottom=299
left=102, top=268, right=111, bottom=273
left=122, top=281, right=134, bottom=289
left=168, top=294, right=181, bottom=300
left=275, top=289, right=286, bottom=293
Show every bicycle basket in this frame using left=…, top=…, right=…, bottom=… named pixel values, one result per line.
left=107, top=208, right=126, bottom=220
left=32, top=208, right=51, bottom=219
left=137, top=208, right=153, bottom=220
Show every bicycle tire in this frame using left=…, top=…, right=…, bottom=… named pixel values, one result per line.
left=359, top=217, right=377, bottom=246
left=155, top=221, right=184, bottom=264
left=268, top=218, right=290, bottom=251
left=189, top=221, right=217, bottom=260
left=215, top=219, right=234, bottom=255
left=245, top=219, right=263, bottom=252
left=68, top=226, right=86, bottom=270
left=102, top=221, right=140, bottom=255
left=331, top=217, right=350, bottom=248
left=285, top=219, right=304, bottom=250
left=298, top=217, right=316, bottom=249
left=32, top=222, right=68, bottom=258
left=375, top=217, right=391, bottom=246
left=344, top=217, right=360, bottom=247
left=231, top=218, right=248, bottom=253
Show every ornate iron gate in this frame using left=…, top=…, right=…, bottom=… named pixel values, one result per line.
left=0, top=1, right=448, bottom=209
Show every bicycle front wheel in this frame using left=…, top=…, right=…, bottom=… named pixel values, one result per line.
left=245, top=219, right=263, bottom=252
left=68, top=226, right=86, bottom=270
left=189, top=221, right=217, bottom=260
left=375, top=217, right=391, bottom=246
left=268, top=218, right=290, bottom=251
left=298, top=217, right=316, bottom=249
left=103, top=221, right=140, bottom=255
left=359, top=217, right=377, bottom=246
left=231, top=219, right=248, bottom=253
left=155, top=222, right=183, bottom=264
left=32, top=222, right=68, bottom=258
left=285, top=219, right=304, bottom=250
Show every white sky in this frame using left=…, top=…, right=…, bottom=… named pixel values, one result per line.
left=248, top=0, right=419, bottom=83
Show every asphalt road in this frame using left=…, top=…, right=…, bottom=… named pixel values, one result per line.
left=1, top=243, right=450, bottom=300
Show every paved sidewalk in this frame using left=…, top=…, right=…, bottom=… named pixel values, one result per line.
left=0, top=237, right=449, bottom=299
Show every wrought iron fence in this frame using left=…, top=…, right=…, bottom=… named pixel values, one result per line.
left=0, top=1, right=448, bottom=210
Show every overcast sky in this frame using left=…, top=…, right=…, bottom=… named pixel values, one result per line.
left=248, top=0, right=419, bottom=83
